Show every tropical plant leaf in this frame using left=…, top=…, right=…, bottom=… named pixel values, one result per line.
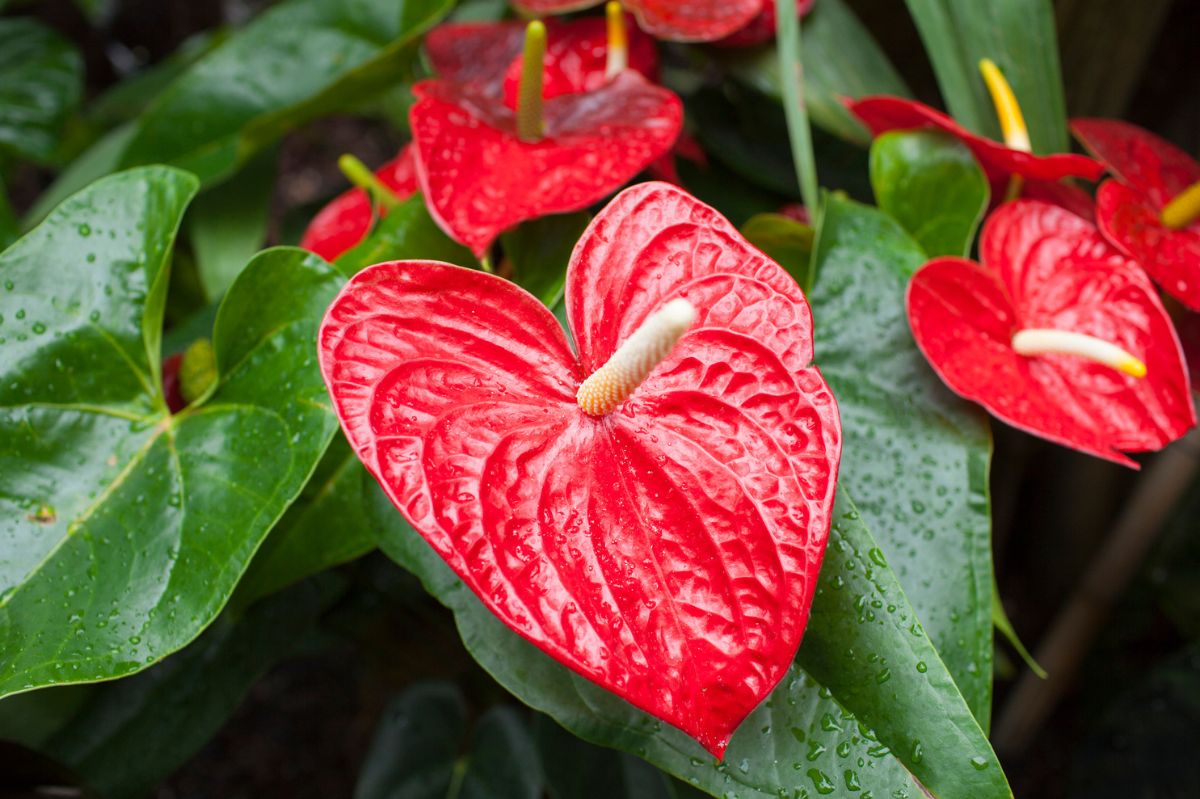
left=118, top=0, right=454, bottom=184
left=902, top=0, right=1068, bottom=154
left=740, top=212, right=815, bottom=290
left=808, top=195, right=994, bottom=727
left=371, top=484, right=1010, bottom=798
left=334, top=193, right=476, bottom=278
left=500, top=211, right=591, bottom=308
left=869, top=130, right=989, bottom=258
left=0, top=168, right=342, bottom=698
left=0, top=18, right=83, bottom=163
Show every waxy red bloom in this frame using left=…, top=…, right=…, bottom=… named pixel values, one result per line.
left=907, top=200, right=1194, bottom=467
left=513, top=0, right=765, bottom=42
left=1072, top=119, right=1200, bottom=310
left=318, top=183, right=842, bottom=756
left=848, top=96, right=1104, bottom=199
left=715, top=0, right=816, bottom=47
left=300, top=147, right=418, bottom=262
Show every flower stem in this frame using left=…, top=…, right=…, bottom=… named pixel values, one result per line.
left=337, top=155, right=400, bottom=210
left=517, top=21, right=546, bottom=143
left=775, top=0, right=819, bottom=219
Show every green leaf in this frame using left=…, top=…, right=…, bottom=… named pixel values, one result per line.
left=118, top=0, right=453, bottom=184
left=40, top=576, right=339, bottom=799
left=740, top=213, right=815, bottom=291
left=0, top=168, right=342, bottom=698
left=458, top=707, right=543, bottom=799
left=373, top=484, right=1009, bottom=798
left=335, top=192, right=476, bottom=278
left=902, top=0, right=1068, bottom=154
left=187, top=149, right=277, bottom=300
left=0, top=179, right=17, bottom=251
left=534, top=715, right=679, bottom=799
left=719, top=0, right=910, bottom=144
left=22, top=124, right=138, bottom=229
left=809, top=195, right=994, bottom=727
left=232, top=436, right=377, bottom=610
left=869, top=130, right=989, bottom=258
left=992, top=585, right=1045, bottom=680
left=0, top=18, right=83, bottom=163
left=500, top=212, right=590, bottom=308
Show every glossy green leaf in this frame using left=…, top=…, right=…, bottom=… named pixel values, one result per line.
left=869, top=130, right=989, bottom=258
left=903, top=0, right=1068, bottom=154
left=809, top=195, right=994, bottom=726
left=373, top=484, right=1009, bottom=798
left=740, top=212, right=815, bottom=291
left=719, top=0, right=910, bottom=144
left=232, top=436, right=377, bottom=610
left=23, top=124, right=137, bottom=229
left=187, top=149, right=277, bottom=300
left=355, top=682, right=543, bottom=799
left=0, top=18, right=83, bottom=162
left=0, top=168, right=342, bottom=698
left=500, top=212, right=590, bottom=308
left=118, top=0, right=454, bottom=184
left=40, top=576, right=339, bottom=799
left=335, top=193, right=476, bottom=278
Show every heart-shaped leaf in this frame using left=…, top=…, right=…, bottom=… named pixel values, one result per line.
left=870, top=130, right=989, bottom=258
left=809, top=195, right=995, bottom=724
left=320, top=183, right=841, bottom=756
left=0, top=18, right=82, bottom=163
left=0, top=167, right=342, bottom=698
left=372, top=484, right=1011, bottom=798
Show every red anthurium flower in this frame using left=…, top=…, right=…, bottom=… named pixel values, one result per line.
left=513, top=0, right=764, bottom=42
left=300, top=147, right=418, bottom=262
left=907, top=200, right=1194, bottom=467
left=162, top=353, right=186, bottom=414
left=1072, top=119, right=1200, bottom=310
left=715, top=0, right=816, bottom=47
left=318, top=183, right=842, bottom=757
left=410, top=19, right=682, bottom=257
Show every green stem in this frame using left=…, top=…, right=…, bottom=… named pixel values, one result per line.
left=516, top=21, right=546, bottom=142
left=337, top=154, right=400, bottom=210
left=775, top=0, right=819, bottom=216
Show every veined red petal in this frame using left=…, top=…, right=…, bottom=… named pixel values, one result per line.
left=512, top=0, right=764, bottom=42
left=907, top=201, right=1194, bottom=465
left=1072, top=118, right=1200, bottom=209
left=714, top=0, right=816, bottom=47
left=410, top=72, right=682, bottom=256
left=849, top=96, right=1104, bottom=186
left=300, top=147, right=418, bottom=262
left=319, top=184, right=841, bottom=757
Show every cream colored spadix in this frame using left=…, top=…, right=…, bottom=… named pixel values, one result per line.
left=1161, top=180, right=1200, bottom=230
left=577, top=299, right=696, bottom=416
left=1012, top=328, right=1147, bottom=378
left=979, top=58, right=1031, bottom=152
left=605, top=1, right=628, bottom=80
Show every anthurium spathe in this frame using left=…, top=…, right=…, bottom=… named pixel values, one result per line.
left=410, top=22, right=682, bottom=256
left=299, top=146, right=417, bottom=262
left=512, top=0, right=764, bottom=42
left=318, top=182, right=842, bottom=757
left=907, top=200, right=1194, bottom=467
left=715, top=0, right=816, bottom=47
left=1072, top=119, right=1200, bottom=310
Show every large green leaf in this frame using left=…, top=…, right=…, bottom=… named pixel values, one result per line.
left=719, top=0, right=910, bottom=144
left=809, top=196, right=994, bottom=726
left=869, top=130, right=989, bottom=258
left=39, top=576, right=339, bottom=799
left=118, top=0, right=453, bottom=184
left=372, top=484, right=1009, bottom=798
left=0, top=179, right=16, bottom=251
left=740, top=213, right=815, bottom=291
left=534, top=715, right=684, bottom=799
left=335, top=193, right=476, bottom=278
left=902, top=0, right=1068, bottom=154
left=500, top=212, right=591, bottom=309
left=23, top=124, right=138, bottom=229
left=0, top=18, right=83, bottom=163
left=0, top=168, right=342, bottom=698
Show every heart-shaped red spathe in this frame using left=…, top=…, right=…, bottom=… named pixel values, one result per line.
left=424, top=16, right=659, bottom=107
left=300, top=146, right=418, bottom=262
left=513, top=0, right=763, bottom=42
left=714, top=0, right=815, bottom=47
left=848, top=96, right=1104, bottom=195
left=1072, top=118, right=1200, bottom=310
left=318, top=182, right=842, bottom=757
left=410, top=71, right=682, bottom=256
left=907, top=200, right=1194, bottom=467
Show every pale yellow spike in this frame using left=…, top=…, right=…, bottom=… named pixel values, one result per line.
left=1012, top=329, right=1146, bottom=378
left=577, top=299, right=696, bottom=416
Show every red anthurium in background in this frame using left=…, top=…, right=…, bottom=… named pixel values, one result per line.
left=512, top=0, right=765, bottom=42
left=907, top=200, right=1194, bottom=467
left=300, top=147, right=417, bottom=262
left=849, top=61, right=1103, bottom=206
left=1072, top=119, right=1200, bottom=310
left=318, top=183, right=842, bottom=757
left=410, top=18, right=682, bottom=256
left=715, top=0, right=816, bottom=47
